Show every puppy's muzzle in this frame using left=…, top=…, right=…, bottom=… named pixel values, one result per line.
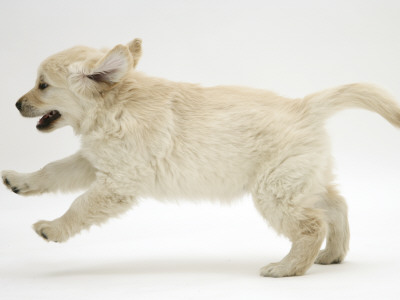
left=15, top=96, right=42, bottom=118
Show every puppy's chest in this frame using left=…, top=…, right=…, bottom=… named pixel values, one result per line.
left=81, top=136, right=146, bottom=172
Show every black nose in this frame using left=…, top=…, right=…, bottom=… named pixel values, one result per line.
left=16, top=100, right=22, bottom=111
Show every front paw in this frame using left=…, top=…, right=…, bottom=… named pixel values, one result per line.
left=2, top=170, right=39, bottom=195
left=33, top=220, right=70, bottom=243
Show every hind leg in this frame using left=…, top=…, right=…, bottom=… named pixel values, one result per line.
left=315, top=185, right=350, bottom=264
left=254, top=194, right=326, bottom=277
left=253, top=162, right=327, bottom=277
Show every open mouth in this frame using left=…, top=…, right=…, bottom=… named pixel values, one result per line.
left=36, top=110, right=61, bottom=130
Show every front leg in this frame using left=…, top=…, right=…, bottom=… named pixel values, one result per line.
left=33, top=177, right=136, bottom=242
left=2, top=152, right=96, bottom=195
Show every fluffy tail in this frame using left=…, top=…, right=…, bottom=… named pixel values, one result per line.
left=304, top=83, right=400, bottom=127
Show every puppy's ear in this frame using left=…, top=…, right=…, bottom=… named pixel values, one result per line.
left=87, top=44, right=133, bottom=83
left=127, top=38, right=142, bottom=68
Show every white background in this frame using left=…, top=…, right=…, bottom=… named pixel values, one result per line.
left=1, top=0, right=400, bottom=299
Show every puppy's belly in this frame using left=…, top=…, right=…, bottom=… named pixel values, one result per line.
left=147, top=171, right=250, bottom=202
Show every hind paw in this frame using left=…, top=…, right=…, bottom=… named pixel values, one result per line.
left=315, top=249, right=345, bottom=265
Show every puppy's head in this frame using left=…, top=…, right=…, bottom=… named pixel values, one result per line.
left=15, top=38, right=142, bottom=133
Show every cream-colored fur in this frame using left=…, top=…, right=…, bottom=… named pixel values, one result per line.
left=2, top=38, right=399, bottom=277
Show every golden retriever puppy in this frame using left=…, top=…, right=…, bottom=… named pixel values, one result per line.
left=2, top=38, right=399, bottom=277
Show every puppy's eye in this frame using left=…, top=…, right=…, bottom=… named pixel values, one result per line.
left=38, top=82, right=49, bottom=90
